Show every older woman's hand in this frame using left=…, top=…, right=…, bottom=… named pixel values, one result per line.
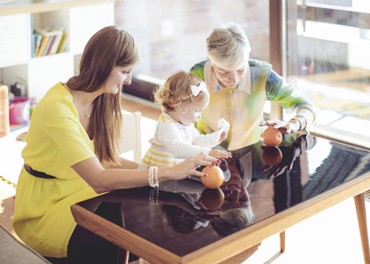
left=260, top=119, right=300, bottom=134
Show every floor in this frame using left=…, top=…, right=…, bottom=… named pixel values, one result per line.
left=1, top=95, right=370, bottom=264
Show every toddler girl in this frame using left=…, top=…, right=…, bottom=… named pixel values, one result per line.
left=140, top=71, right=231, bottom=169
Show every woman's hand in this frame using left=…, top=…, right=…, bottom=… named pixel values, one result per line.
left=209, top=149, right=232, bottom=159
left=167, top=154, right=219, bottom=180
left=260, top=119, right=299, bottom=134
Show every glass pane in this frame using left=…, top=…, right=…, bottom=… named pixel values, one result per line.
left=285, top=0, right=370, bottom=148
left=115, top=0, right=270, bottom=115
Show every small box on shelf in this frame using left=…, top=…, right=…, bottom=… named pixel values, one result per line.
left=0, top=84, right=10, bottom=137
left=9, top=96, right=30, bottom=126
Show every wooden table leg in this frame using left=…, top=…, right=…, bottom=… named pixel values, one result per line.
left=124, top=250, right=130, bottom=264
left=354, top=193, right=370, bottom=264
left=280, top=231, right=285, bottom=253
left=219, top=243, right=260, bottom=264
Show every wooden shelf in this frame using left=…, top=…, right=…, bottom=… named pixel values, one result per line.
left=0, top=0, right=115, bottom=16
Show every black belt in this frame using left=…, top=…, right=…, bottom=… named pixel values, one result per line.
left=24, top=164, right=56, bottom=179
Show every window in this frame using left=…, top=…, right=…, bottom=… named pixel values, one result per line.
left=284, top=0, right=370, bottom=148
left=115, top=0, right=270, bottom=104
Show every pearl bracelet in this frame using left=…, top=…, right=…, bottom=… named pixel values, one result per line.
left=148, top=166, right=159, bottom=188
left=149, top=187, right=159, bottom=205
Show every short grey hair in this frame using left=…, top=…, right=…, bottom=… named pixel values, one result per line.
left=207, top=22, right=251, bottom=70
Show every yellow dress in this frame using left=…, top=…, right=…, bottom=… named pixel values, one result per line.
left=12, top=82, right=98, bottom=258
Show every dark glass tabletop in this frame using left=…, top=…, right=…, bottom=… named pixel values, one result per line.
left=76, top=133, right=370, bottom=257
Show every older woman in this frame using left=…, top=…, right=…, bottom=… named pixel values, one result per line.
left=191, top=22, right=316, bottom=151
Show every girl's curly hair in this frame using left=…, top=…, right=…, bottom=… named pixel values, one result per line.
left=154, top=71, right=208, bottom=112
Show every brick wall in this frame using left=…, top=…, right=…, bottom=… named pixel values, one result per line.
left=115, top=0, right=269, bottom=79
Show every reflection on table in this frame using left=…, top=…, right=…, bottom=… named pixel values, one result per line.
left=74, top=132, right=370, bottom=261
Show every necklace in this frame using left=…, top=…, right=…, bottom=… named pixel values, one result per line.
left=84, top=112, right=91, bottom=118
left=78, top=104, right=92, bottom=119
left=70, top=89, right=94, bottom=119
left=83, top=107, right=92, bottom=118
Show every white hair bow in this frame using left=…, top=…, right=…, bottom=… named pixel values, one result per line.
left=191, top=82, right=208, bottom=97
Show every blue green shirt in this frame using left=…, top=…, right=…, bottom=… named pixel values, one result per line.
left=191, top=60, right=316, bottom=150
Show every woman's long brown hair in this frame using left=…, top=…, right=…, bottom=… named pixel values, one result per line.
left=66, top=26, right=139, bottom=165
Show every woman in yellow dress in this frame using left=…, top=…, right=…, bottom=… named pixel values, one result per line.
left=12, top=26, right=218, bottom=264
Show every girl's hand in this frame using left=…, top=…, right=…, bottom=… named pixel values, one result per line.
left=218, top=131, right=227, bottom=143
left=216, top=119, right=229, bottom=143
left=209, top=149, right=232, bottom=159
left=168, top=154, right=219, bottom=180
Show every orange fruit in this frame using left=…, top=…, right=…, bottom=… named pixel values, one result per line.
left=262, top=146, right=283, bottom=166
left=201, top=166, right=224, bottom=189
left=200, top=188, right=224, bottom=211
left=262, top=126, right=283, bottom=147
